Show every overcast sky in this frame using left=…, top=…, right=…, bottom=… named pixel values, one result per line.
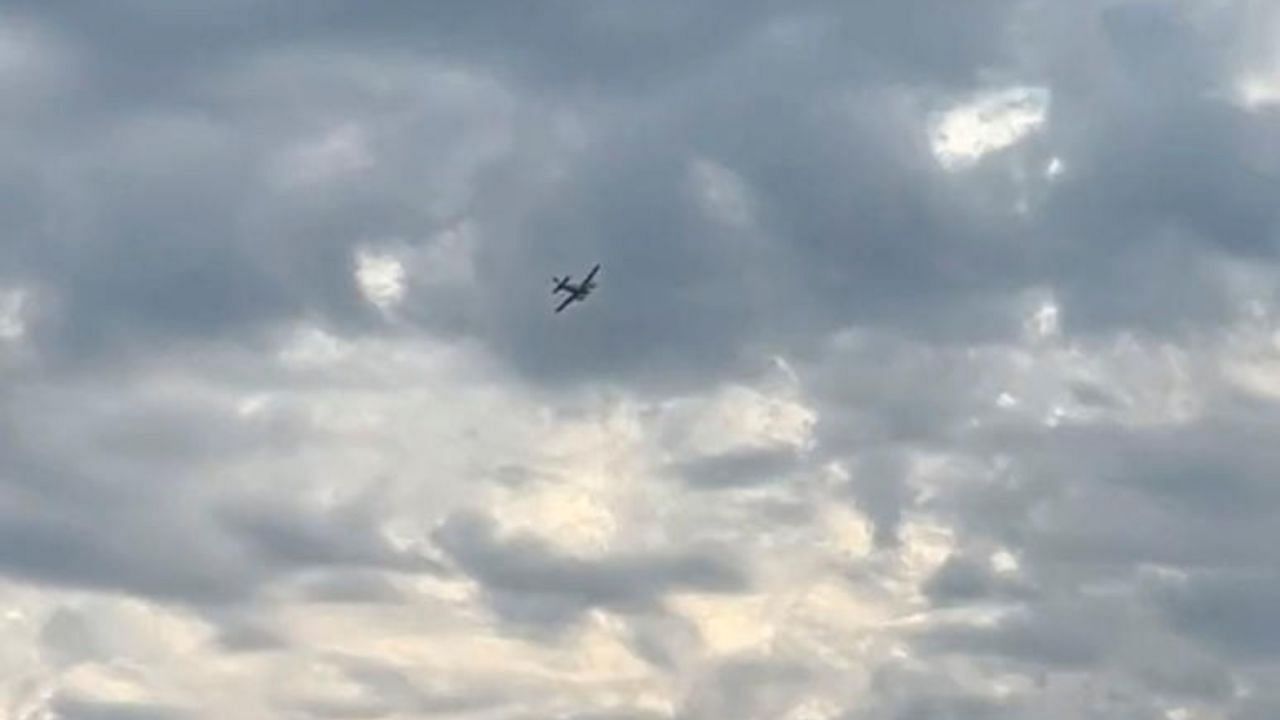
left=3, top=1, right=1280, bottom=718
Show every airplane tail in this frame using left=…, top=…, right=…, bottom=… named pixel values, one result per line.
left=552, top=276, right=569, bottom=293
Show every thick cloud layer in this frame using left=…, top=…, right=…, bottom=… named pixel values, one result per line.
left=3, top=1, right=1280, bottom=718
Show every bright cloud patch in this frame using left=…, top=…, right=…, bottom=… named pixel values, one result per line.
left=1237, top=73, right=1280, bottom=110
left=0, top=288, right=26, bottom=340
left=929, top=86, right=1050, bottom=170
left=1232, top=16, right=1280, bottom=110
left=354, top=248, right=407, bottom=313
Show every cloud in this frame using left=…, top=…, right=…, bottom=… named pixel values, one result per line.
left=282, top=654, right=509, bottom=719
left=919, top=600, right=1119, bottom=668
left=49, top=696, right=191, bottom=720
left=929, top=86, right=1051, bottom=171
left=217, top=491, right=436, bottom=577
left=2, top=0, right=1280, bottom=717
left=668, top=447, right=802, bottom=490
left=921, top=552, right=1035, bottom=607
left=678, top=657, right=812, bottom=720
left=434, top=510, right=748, bottom=626
left=1154, top=570, right=1280, bottom=660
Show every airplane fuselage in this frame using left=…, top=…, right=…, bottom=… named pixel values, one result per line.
left=553, top=280, right=593, bottom=296
left=551, top=263, right=601, bottom=313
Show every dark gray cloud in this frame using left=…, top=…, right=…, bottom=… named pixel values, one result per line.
left=434, top=510, right=747, bottom=626
left=0, top=0, right=1267, bottom=390
left=209, top=617, right=288, bottom=654
left=678, top=657, right=812, bottom=720
left=50, top=696, right=190, bottom=720
left=845, top=663, right=1014, bottom=720
left=553, top=712, right=670, bottom=720
left=622, top=613, right=703, bottom=671
left=1, top=0, right=1279, bottom=717
left=218, top=495, right=437, bottom=577
left=0, top=461, right=428, bottom=606
left=0, top=0, right=1048, bottom=388
left=669, top=447, right=801, bottom=490
left=1154, top=570, right=1280, bottom=660
left=843, top=450, right=915, bottom=549
left=285, top=569, right=406, bottom=605
left=919, top=599, right=1123, bottom=669
left=921, top=553, right=1036, bottom=607
left=935, top=418, right=1280, bottom=577
left=0, top=377, right=435, bottom=607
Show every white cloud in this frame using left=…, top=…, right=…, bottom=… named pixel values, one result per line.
left=1233, top=15, right=1280, bottom=113
left=664, top=382, right=817, bottom=458
left=353, top=247, right=407, bottom=313
left=929, top=86, right=1050, bottom=170
left=1237, top=73, right=1280, bottom=110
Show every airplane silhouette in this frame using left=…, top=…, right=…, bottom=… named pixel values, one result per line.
left=551, top=263, right=600, bottom=313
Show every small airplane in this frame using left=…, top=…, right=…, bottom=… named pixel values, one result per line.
left=551, top=263, right=600, bottom=313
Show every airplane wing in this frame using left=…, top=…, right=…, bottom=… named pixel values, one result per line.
left=583, top=263, right=601, bottom=284
left=555, top=293, right=578, bottom=313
